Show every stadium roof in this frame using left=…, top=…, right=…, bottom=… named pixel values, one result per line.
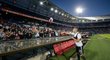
left=79, top=16, right=110, bottom=21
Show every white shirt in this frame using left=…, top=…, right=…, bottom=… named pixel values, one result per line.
left=35, top=33, right=39, bottom=37
left=71, top=32, right=83, bottom=47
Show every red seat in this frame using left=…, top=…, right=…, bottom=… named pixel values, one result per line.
left=53, top=44, right=63, bottom=55
left=53, top=39, right=76, bottom=55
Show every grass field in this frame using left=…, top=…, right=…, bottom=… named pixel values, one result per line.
left=84, top=34, right=110, bottom=60
left=50, top=34, right=110, bottom=60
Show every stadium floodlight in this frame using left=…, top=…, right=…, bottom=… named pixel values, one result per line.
left=82, top=20, right=85, bottom=22
left=50, top=8, right=54, bottom=11
left=62, top=13, right=64, bottom=16
left=55, top=9, right=58, bottom=13
left=40, top=1, right=43, bottom=5
left=59, top=12, right=61, bottom=14
left=76, top=7, right=83, bottom=14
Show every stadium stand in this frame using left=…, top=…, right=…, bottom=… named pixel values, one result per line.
left=0, top=0, right=110, bottom=60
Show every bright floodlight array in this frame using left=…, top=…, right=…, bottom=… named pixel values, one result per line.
left=38, top=1, right=75, bottom=20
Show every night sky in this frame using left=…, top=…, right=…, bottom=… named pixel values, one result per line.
left=50, top=0, right=110, bottom=17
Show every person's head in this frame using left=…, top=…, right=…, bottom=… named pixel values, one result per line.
left=72, top=27, right=78, bottom=33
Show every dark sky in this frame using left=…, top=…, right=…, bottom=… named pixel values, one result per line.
left=50, top=0, right=110, bottom=17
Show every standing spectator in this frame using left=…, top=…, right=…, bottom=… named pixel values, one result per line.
left=71, top=27, right=83, bottom=60
left=54, top=30, right=59, bottom=37
left=32, top=26, right=39, bottom=38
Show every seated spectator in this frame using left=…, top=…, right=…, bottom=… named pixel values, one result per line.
left=0, top=18, right=73, bottom=41
left=32, top=26, right=39, bottom=38
left=0, top=26, right=5, bottom=40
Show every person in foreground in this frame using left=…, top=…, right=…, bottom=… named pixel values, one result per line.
left=71, top=27, right=85, bottom=60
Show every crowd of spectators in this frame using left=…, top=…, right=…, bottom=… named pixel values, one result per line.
left=0, top=19, right=69, bottom=41
left=1, top=17, right=109, bottom=41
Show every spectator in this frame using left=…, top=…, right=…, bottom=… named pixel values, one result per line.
left=71, top=27, right=83, bottom=60
left=0, top=26, right=5, bottom=40
left=0, top=18, right=72, bottom=41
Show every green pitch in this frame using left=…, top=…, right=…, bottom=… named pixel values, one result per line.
left=84, top=34, right=110, bottom=60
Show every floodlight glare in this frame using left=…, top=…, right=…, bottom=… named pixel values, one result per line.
left=76, top=7, right=83, bottom=14
left=50, top=8, right=54, bottom=11
left=59, top=12, right=61, bottom=14
left=40, top=1, right=43, bottom=5
left=55, top=10, right=58, bottom=13
left=62, top=13, right=64, bottom=16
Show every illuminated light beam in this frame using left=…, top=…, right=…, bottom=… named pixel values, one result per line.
left=76, top=7, right=83, bottom=14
